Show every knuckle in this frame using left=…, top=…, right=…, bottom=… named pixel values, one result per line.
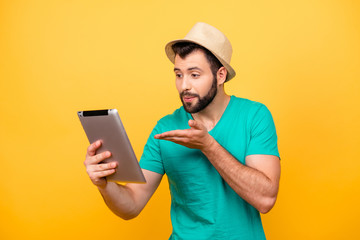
left=86, top=167, right=94, bottom=176
left=88, top=172, right=96, bottom=180
left=91, top=172, right=102, bottom=180
left=105, top=163, right=112, bottom=170
left=84, top=155, right=92, bottom=164
left=96, top=154, right=103, bottom=162
left=84, top=158, right=92, bottom=167
left=99, top=164, right=106, bottom=170
left=84, top=156, right=92, bottom=165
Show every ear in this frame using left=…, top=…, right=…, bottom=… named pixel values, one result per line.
left=216, top=67, right=227, bottom=85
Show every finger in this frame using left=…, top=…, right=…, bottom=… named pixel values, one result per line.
left=90, top=168, right=116, bottom=180
left=86, top=162, right=117, bottom=179
left=86, top=140, right=102, bottom=157
left=155, top=130, right=189, bottom=139
left=188, top=120, right=203, bottom=130
left=94, top=151, right=112, bottom=164
left=156, top=136, right=189, bottom=144
left=92, top=161, right=118, bottom=172
left=85, top=151, right=112, bottom=165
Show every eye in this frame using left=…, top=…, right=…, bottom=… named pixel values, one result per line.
left=191, top=73, right=200, bottom=78
left=175, top=73, right=182, bottom=78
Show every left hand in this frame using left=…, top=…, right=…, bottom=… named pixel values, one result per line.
left=154, top=120, right=214, bottom=150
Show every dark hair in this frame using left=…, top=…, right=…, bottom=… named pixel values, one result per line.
left=171, top=42, right=223, bottom=77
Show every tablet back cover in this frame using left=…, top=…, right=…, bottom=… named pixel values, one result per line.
left=78, top=109, right=146, bottom=183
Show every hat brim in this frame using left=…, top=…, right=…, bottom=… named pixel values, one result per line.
left=165, top=39, right=236, bottom=82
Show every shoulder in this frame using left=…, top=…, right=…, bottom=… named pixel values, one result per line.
left=230, top=96, right=270, bottom=117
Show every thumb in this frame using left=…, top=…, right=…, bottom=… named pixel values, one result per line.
left=188, top=119, right=202, bottom=130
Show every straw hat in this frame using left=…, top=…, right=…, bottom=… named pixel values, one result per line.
left=165, top=22, right=236, bottom=81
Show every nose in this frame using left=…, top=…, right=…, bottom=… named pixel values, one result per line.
left=180, top=75, right=191, bottom=92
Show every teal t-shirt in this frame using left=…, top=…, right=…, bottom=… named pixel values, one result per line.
left=140, top=96, right=280, bottom=240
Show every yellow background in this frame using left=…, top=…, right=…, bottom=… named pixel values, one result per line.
left=1, top=0, right=359, bottom=239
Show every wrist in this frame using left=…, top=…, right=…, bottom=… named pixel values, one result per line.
left=201, top=135, right=218, bottom=155
left=96, top=180, right=110, bottom=191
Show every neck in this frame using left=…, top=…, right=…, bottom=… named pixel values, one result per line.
left=191, top=88, right=230, bottom=131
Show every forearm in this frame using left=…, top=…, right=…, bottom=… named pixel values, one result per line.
left=97, top=182, right=139, bottom=220
left=202, top=140, right=278, bottom=213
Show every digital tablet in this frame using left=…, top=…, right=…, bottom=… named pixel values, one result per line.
left=78, top=109, right=146, bottom=183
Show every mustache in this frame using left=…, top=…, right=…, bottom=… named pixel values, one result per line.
left=180, top=91, right=199, bottom=98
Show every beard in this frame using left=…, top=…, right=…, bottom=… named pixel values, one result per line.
left=180, top=76, right=218, bottom=113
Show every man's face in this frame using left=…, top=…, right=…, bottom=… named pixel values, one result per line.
left=174, top=50, right=218, bottom=113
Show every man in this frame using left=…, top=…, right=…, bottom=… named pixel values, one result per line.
left=84, top=22, right=281, bottom=239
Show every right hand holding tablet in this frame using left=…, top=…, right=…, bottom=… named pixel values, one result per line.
left=84, top=140, right=118, bottom=188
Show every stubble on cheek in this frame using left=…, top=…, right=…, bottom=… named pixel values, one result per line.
left=179, top=75, right=218, bottom=113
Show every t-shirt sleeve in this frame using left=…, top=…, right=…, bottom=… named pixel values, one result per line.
left=246, top=104, right=280, bottom=158
left=139, top=124, right=165, bottom=175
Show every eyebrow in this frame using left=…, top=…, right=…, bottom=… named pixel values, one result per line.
left=173, top=67, right=203, bottom=72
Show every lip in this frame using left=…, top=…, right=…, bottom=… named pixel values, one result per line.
left=183, top=96, right=196, bottom=102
